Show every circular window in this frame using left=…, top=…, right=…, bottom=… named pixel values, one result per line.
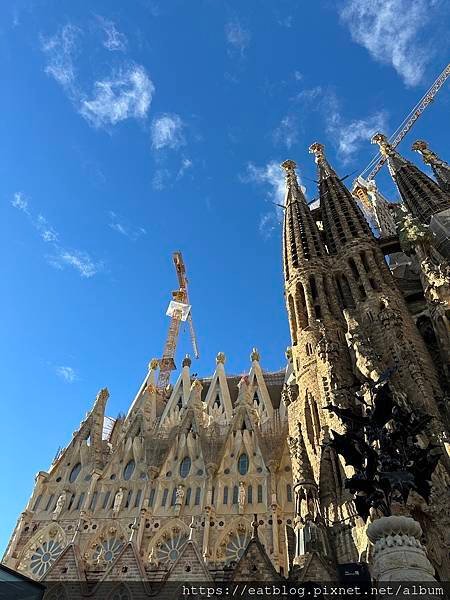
left=238, top=454, right=249, bottom=476
left=179, top=457, right=191, bottom=478
left=69, top=463, right=81, bottom=483
left=123, top=460, right=135, bottom=481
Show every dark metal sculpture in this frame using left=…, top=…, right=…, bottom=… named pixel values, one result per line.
left=324, top=377, right=442, bottom=521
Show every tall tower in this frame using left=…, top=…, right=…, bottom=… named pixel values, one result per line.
left=412, top=140, right=450, bottom=193
left=282, top=146, right=449, bottom=577
left=371, top=133, right=450, bottom=224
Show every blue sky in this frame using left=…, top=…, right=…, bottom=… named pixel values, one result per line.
left=1, top=0, right=449, bottom=554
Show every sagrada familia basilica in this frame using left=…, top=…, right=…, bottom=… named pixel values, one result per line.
left=3, top=135, right=450, bottom=595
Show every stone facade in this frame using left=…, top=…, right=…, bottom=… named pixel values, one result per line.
left=3, top=139, right=450, bottom=590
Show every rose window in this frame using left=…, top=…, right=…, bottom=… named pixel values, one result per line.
left=225, top=529, right=250, bottom=563
left=29, top=539, right=64, bottom=578
left=156, top=530, right=188, bottom=563
left=93, top=537, right=124, bottom=563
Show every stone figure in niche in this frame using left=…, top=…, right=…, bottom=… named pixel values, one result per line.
left=52, top=491, right=67, bottom=520
left=113, top=488, right=124, bottom=516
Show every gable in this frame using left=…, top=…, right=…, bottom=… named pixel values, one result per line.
left=231, top=539, right=280, bottom=581
left=165, top=540, right=212, bottom=582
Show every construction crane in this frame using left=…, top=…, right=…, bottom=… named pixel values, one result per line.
left=353, top=63, right=450, bottom=219
left=156, top=252, right=199, bottom=394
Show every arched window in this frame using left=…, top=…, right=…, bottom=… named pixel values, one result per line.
left=232, top=485, right=239, bottom=505
left=238, top=453, right=249, bottom=475
left=123, top=460, right=135, bottom=481
left=161, top=489, right=168, bottom=506
left=179, top=456, right=191, bottom=478
left=286, top=484, right=293, bottom=503
left=69, top=463, right=81, bottom=483
left=247, top=485, right=253, bottom=504
left=185, top=488, right=191, bottom=505
left=102, top=491, right=111, bottom=509
left=32, top=495, right=42, bottom=511
left=257, top=485, right=263, bottom=503
left=76, top=493, right=85, bottom=510
left=134, top=490, right=142, bottom=508
left=45, top=494, right=55, bottom=512
left=194, top=487, right=201, bottom=505
left=90, top=492, right=98, bottom=510
left=211, top=486, right=215, bottom=505
left=148, top=488, right=155, bottom=507
left=170, top=488, right=177, bottom=506
left=223, top=486, right=228, bottom=504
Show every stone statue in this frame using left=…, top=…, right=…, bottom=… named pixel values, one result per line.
left=421, top=258, right=450, bottom=304
left=52, top=491, right=67, bottom=520
left=238, top=482, right=246, bottom=511
left=344, top=310, right=383, bottom=381
left=175, top=485, right=185, bottom=505
left=113, top=488, right=124, bottom=516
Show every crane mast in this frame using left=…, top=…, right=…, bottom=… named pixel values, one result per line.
left=156, top=252, right=199, bottom=394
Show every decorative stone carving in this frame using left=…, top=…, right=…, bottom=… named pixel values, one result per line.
left=216, top=352, right=226, bottom=365
left=421, top=258, right=450, bottom=305
left=238, top=482, right=245, bottom=514
left=149, top=358, right=159, bottom=371
left=112, top=488, right=124, bottom=517
left=250, top=347, right=260, bottom=362
left=52, top=491, right=67, bottom=520
left=367, top=515, right=436, bottom=581
left=344, top=310, right=383, bottom=381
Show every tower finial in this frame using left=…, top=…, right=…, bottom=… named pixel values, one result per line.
left=371, top=132, right=392, bottom=158
left=412, top=140, right=446, bottom=167
left=309, top=142, right=325, bottom=164
left=281, top=159, right=299, bottom=191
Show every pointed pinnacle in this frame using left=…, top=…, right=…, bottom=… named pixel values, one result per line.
left=308, top=142, right=325, bottom=163
left=371, top=132, right=391, bottom=157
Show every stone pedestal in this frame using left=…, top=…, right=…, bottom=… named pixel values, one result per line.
left=367, top=516, right=436, bottom=582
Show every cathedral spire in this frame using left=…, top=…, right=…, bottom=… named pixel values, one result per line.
left=412, top=140, right=450, bottom=193
left=371, top=133, right=450, bottom=224
left=308, top=142, right=372, bottom=254
left=281, top=159, right=326, bottom=281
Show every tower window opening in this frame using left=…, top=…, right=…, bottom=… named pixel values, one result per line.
left=177, top=397, right=183, bottom=410
left=180, top=456, right=191, bottom=478
left=69, top=463, right=81, bottom=483
left=102, top=492, right=111, bottom=509
left=348, top=258, right=360, bottom=280
left=32, top=495, right=42, bottom=512
left=161, top=488, right=168, bottom=507
left=341, top=275, right=355, bottom=308
left=238, top=453, right=249, bottom=475
left=232, top=485, right=239, bottom=505
left=223, top=486, right=228, bottom=505
left=90, top=491, right=98, bottom=510
left=296, top=282, right=308, bottom=328
left=185, top=488, right=192, bottom=505
left=257, top=485, right=263, bottom=504
left=369, top=277, right=379, bottom=290
left=44, top=494, right=54, bottom=512
left=288, top=295, right=298, bottom=345
left=211, top=486, right=215, bottom=505
left=170, top=488, right=177, bottom=506
left=287, top=484, right=293, bottom=503
left=360, top=252, right=370, bottom=273
left=148, top=488, right=155, bottom=507
left=134, top=490, right=142, bottom=508
left=76, top=492, right=85, bottom=510
left=253, top=392, right=260, bottom=406
left=68, top=493, right=76, bottom=511
left=194, top=487, right=201, bottom=506
left=314, top=305, right=322, bottom=319
left=248, top=485, right=253, bottom=504
left=309, top=276, right=318, bottom=300
left=123, top=459, right=135, bottom=481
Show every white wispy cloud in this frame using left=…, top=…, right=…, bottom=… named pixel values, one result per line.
left=41, top=24, right=80, bottom=90
left=273, top=114, right=299, bottom=149
left=177, top=158, right=193, bottom=178
left=108, top=211, right=147, bottom=240
left=225, top=20, right=251, bottom=57
left=12, top=193, right=103, bottom=278
left=242, top=161, right=290, bottom=238
left=152, top=168, right=170, bottom=190
left=339, top=0, right=439, bottom=86
left=48, top=249, right=102, bottom=278
left=323, top=92, right=388, bottom=163
left=41, top=25, right=154, bottom=129
left=151, top=113, right=185, bottom=150
left=56, top=365, right=77, bottom=383
left=80, top=65, right=154, bottom=127
left=11, top=192, right=30, bottom=213
left=97, top=15, right=127, bottom=51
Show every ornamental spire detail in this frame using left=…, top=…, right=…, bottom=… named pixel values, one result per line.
left=372, top=132, right=450, bottom=224
left=412, top=140, right=450, bottom=193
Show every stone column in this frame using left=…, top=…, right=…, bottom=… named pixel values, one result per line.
left=367, top=516, right=436, bottom=582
